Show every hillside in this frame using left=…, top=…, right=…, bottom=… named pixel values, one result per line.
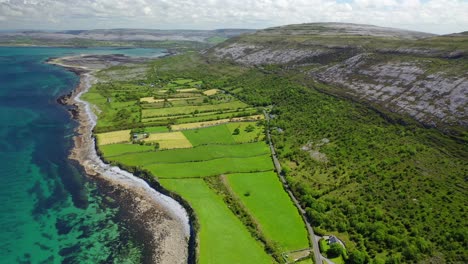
left=209, top=23, right=468, bottom=132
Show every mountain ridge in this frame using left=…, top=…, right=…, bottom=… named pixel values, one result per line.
left=260, top=22, right=436, bottom=39
left=208, top=23, right=468, bottom=134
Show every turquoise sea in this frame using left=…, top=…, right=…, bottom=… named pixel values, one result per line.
left=0, top=47, right=166, bottom=263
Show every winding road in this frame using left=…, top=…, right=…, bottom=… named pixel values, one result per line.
left=264, top=111, right=324, bottom=264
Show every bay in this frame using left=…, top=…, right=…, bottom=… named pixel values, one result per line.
left=0, top=47, right=166, bottom=263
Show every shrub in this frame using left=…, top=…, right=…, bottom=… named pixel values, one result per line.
left=328, top=243, right=344, bottom=258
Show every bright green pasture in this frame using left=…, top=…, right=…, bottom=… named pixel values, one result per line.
left=227, top=172, right=310, bottom=252
left=141, top=101, right=165, bottom=109
left=171, top=78, right=194, bottom=85
left=175, top=109, right=258, bottom=124
left=188, top=80, right=202, bottom=86
left=141, top=101, right=248, bottom=118
left=146, top=154, right=273, bottom=178
left=160, top=178, right=274, bottom=264
left=161, top=92, right=201, bottom=98
left=144, top=126, right=170, bottom=133
left=143, top=110, right=225, bottom=122
left=226, top=122, right=265, bottom=143
left=98, top=103, right=140, bottom=127
left=81, top=88, right=106, bottom=104
left=82, top=88, right=140, bottom=127
left=182, top=125, right=235, bottom=146
left=170, top=97, right=205, bottom=107
left=141, top=108, right=256, bottom=123
left=106, top=142, right=270, bottom=166
left=99, top=143, right=154, bottom=157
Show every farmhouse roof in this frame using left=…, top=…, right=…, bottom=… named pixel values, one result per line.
left=329, top=236, right=338, bottom=244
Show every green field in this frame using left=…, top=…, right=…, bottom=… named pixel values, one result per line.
left=182, top=125, right=236, bottom=146
left=147, top=154, right=274, bottom=178
left=141, top=108, right=256, bottom=124
left=226, top=172, right=310, bottom=252
left=141, top=109, right=252, bottom=123
left=144, top=126, right=170, bottom=133
left=141, top=101, right=248, bottom=118
left=172, top=78, right=196, bottom=85
left=81, top=86, right=141, bottom=129
left=174, top=109, right=258, bottom=124
left=107, top=142, right=270, bottom=166
left=100, top=143, right=155, bottom=157
left=83, top=98, right=139, bottom=122
left=226, top=122, right=266, bottom=143
left=161, top=178, right=274, bottom=264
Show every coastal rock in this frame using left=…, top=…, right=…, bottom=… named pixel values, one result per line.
left=51, top=57, right=191, bottom=264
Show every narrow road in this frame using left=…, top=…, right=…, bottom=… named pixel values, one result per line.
left=264, top=111, right=322, bottom=264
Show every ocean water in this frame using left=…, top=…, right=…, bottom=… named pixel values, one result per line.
left=0, top=47, right=166, bottom=263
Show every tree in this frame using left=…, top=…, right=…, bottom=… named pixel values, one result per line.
left=402, top=245, right=419, bottom=261
left=232, top=127, right=240, bottom=135
left=167, top=87, right=177, bottom=94
left=348, top=250, right=367, bottom=264
left=327, top=243, right=344, bottom=258
left=114, top=109, right=131, bottom=122
left=305, top=208, right=323, bottom=227
left=245, top=124, right=255, bottom=132
left=154, top=142, right=160, bottom=150
left=385, top=255, right=402, bottom=264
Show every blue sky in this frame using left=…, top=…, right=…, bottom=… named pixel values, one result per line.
left=0, top=0, right=467, bottom=34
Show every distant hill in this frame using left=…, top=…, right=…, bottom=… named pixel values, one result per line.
left=209, top=23, right=468, bottom=131
left=259, top=22, right=435, bottom=39
left=0, top=28, right=256, bottom=49
left=442, top=31, right=468, bottom=37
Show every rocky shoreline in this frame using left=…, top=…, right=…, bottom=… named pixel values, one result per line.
left=49, top=57, right=191, bottom=264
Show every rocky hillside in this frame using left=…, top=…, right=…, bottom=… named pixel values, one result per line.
left=210, top=23, right=468, bottom=131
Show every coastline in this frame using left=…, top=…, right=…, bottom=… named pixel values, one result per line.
left=50, top=58, right=191, bottom=264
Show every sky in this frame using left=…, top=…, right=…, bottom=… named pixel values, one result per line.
left=0, top=0, right=467, bottom=34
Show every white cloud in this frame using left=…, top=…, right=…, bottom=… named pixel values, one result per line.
left=143, top=6, right=152, bottom=15
left=0, top=0, right=467, bottom=34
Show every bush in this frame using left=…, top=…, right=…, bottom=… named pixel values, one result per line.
left=327, top=243, right=344, bottom=258
left=245, top=124, right=255, bottom=132
left=348, top=250, right=367, bottom=264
